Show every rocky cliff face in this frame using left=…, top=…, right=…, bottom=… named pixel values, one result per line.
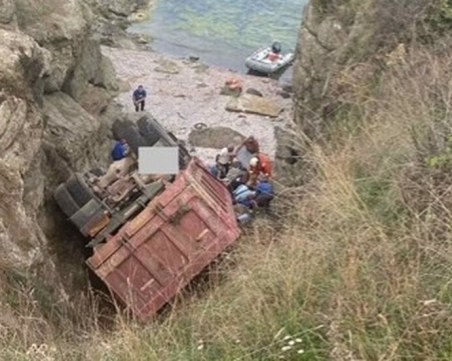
left=0, top=0, right=149, bottom=292
left=276, top=1, right=372, bottom=184
left=291, top=0, right=432, bottom=137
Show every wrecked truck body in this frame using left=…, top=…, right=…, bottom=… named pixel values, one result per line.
left=53, top=116, right=241, bottom=321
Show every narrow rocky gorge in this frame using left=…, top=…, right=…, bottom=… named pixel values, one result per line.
left=0, top=0, right=152, bottom=295
left=0, top=0, right=336, bottom=296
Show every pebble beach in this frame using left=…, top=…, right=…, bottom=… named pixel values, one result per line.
left=102, top=46, right=294, bottom=166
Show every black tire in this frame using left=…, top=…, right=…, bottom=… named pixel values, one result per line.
left=137, top=116, right=175, bottom=146
left=69, top=200, right=105, bottom=235
left=54, top=185, right=79, bottom=218
left=66, top=174, right=93, bottom=207
left=137, top=116, right=161, bottom=146
left=194, top=122, right=207, bottom=130
left=112, top=119, right=148, bottom=155
left=137, top=116, right=191, bottom=170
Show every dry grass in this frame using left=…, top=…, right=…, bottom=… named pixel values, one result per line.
left=3, top=17, right=452, bottom=361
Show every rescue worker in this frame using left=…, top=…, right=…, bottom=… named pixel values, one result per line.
left=111, top=139, right=129, bottom=161
left=254, top=176, right=274, bottom=208
left=223, top=158, right=249, bottom=191
left=233, top=183, right=256, bottom=209
left=247, top=153, right=273, bottom=187
left=132, top=85, right=147, bottom=112
left=236, top=136, right=260, bottom=155
left=210, top=144, right=235, bottom=179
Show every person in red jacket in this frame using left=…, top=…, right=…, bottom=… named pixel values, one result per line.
left=248, top=153, right=273, bottom=187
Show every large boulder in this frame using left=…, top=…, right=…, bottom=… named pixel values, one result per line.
left=0, top=0, right=17, bottom=26
left=14, top=0, right=91, bottom=92
left=0, top=29, right=50, bottom=102
left=226, top=93, right=283, bottom=118
left=188, top=126, right=245, bottom=149
left=43, top=92, right=112, bottom=173
left=0, top=30, right=49, bottom=269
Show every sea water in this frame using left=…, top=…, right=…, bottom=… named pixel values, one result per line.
left=128, top=0, right=309, bottom=74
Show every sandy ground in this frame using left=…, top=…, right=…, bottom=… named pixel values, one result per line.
left=102, top=46, right=294, bottom=166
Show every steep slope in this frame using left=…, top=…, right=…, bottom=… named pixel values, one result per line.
left=0, top=0, right=149, bottom=291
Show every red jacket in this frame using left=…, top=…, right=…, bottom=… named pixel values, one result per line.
left=250, top=153, right=273, bottom=177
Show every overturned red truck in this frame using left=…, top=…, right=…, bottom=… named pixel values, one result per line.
left=54, top=116, right=241, bottom=322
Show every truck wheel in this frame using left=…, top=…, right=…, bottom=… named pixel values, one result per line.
left=137, top=116, right=161, bottom=146
left=137, top=116, right=191, bottom=170
left=69, top=200, right=105, bottom=236
left=54, top=185, right=79, bottom=218
left=137, top=116, right=174, bottom=145
left=66, top=174, right=93, bottom=207
left=112, top=119, right=147, bottom=155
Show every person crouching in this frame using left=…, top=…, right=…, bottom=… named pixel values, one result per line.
left=210, top=144, right=235, bottom=179
left=254, top=175, right=274, bottom=208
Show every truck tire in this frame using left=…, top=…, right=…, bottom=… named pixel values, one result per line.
left=69, top=200, right=105, bottom=236
left=137, top=116, right=191, bottom=170
left=54, top=185, right=79, bottom=218
left=112, top=119, right=147, bottom=155
left=137, top=117, right=161, bottom=146
left=66, top=174, right=93, bottom=207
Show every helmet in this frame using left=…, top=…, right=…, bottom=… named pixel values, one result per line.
left=271, top=42, right=282, bottom=53
left=249, top=157, right=259, bottom=167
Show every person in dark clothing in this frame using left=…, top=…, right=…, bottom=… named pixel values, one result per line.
left=132, top=85, right=147, bottom=112
left=111, top=139, right=129, bottom=161
left=254, top=177, right=274, bottom=207
left=236, top=136, right=260, bottom=155
left=223, top=158, right=249, bottom=191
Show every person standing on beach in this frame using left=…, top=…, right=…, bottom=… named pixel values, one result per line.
left=132, top=85, right=147, bottom=112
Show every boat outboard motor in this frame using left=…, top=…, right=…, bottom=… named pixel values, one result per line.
left=271, top=41, right=282, bottom=54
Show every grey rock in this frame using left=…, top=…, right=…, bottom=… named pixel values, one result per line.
left=62, top=38, right=102, bottom=101
left=189, top=126, right=245, bottom=149
left=154, top=59, right=181, bottom=74
left=245, top=88, right=263, bottom=97
left=226, top=94, right=283, bottom=118
left=0, top=0, right=16, bottom=25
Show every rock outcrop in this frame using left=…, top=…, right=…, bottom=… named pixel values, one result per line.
left=292, top=2, right=350, bottom=138
left=0, top=0, right=150, bottom=293
left=188, top=126, right=245, bottom=149
left=277, top=1, right=368, bottom=184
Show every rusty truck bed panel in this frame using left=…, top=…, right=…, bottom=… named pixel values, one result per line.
left=86, top=157, right=241, bottom=321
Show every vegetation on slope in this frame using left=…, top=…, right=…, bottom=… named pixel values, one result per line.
left=2, top=1, right=452, bottom=360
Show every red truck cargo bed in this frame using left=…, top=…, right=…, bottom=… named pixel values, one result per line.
left=86, top=157, right=241, bottom=322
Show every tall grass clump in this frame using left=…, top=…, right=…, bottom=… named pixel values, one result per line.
left=74, top=42, right=452, bottom=360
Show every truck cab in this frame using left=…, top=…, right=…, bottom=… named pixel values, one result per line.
left=54, top=116, right=241, bottom=321
left=54, top=115, right=191, bottom=247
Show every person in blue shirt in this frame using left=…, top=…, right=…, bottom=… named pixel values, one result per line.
left=254, top=176, right=274, bottom=207
left=132, top=85, right=147, bottom=112
left=111, top=139, right=129, bottom=161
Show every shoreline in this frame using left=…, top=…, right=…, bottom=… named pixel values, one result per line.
left=102, top=45, right=295, bottom=166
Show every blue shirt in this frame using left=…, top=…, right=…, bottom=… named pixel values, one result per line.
left=133, top=88, right=147, bottom=101
left=233, top=184, right=254, bottom=203
left=111, top=142, right=129, bottom=161
left=256, top=181, right=274, bottom=197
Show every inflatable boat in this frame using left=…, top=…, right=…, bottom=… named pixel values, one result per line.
left=245, top=45, right=295, bottom=74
